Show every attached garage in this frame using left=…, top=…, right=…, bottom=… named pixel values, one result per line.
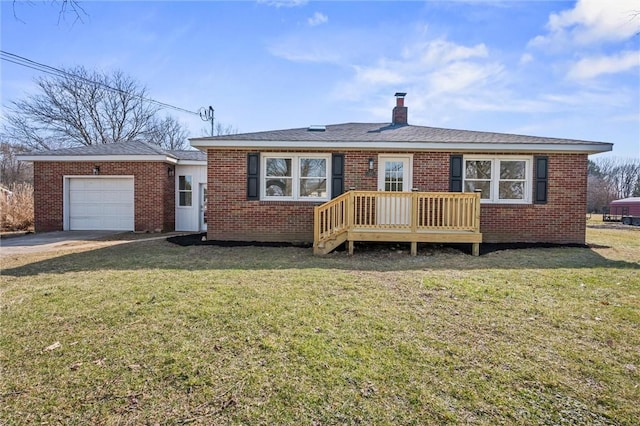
left=66, top=177, right=134, bottom=231
left=17, top=141, right=207, bottom=233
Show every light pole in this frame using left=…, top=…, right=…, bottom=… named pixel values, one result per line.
left=199, top=106, right=214, bottom=136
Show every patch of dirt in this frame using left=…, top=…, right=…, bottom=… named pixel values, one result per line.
left=166, top=233, right=312, bottom=249
left=166, top=233, right=588, bottom=256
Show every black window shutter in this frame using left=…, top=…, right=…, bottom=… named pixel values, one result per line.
left=449, top=155, right=463, bottom=192
left=331, top=153, right=345, bottom=198
left=534, top=156, right=548, bottom=204
left=247, top=153, right=260, bottom=200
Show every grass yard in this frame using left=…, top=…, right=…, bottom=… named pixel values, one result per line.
left=1, top=222, right=639, bottom=425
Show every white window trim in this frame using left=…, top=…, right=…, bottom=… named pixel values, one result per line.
left=178, top=175, right=193, bottom=208
left=261, top=153, right=331, bottom=202
left=463, top=155, right=532, bottom=204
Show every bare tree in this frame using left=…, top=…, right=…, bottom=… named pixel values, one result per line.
left=587, top=173, right=614, bottom=213
left=200, top=122, right=239, bottom=137
left=146, top=116, right=189, bottom=150
left=596, top=157, right=640, bottom=199
left=0, top=139, right=33, bottom=186
left=587, top=157, right=640, bottom=211
left=12, top=0, right=87, bottom=25
left=2, top=66, right=189, bottom=150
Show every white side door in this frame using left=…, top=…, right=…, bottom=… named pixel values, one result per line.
left=199, top=183, right=207, bottom=232
left=377, top=155, right=413, bottom=225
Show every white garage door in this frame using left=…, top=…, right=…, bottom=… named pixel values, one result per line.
left=68, top=178, right=134, bottom=231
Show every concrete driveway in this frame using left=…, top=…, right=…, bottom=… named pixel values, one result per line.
left=0, top=231, right=126, bottom=256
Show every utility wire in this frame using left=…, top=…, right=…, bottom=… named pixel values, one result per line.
left=0, top=50, right=199, bottom=115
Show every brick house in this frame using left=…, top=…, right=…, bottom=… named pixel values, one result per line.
left=190, top=93, right=612, bottom=249
left=18, top=142, right=207, bottom=233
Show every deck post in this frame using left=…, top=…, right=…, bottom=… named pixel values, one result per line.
left=313, top=206, right=320, bottom=254
left=410, top=241, right=417, bottom=256
left=347, top=191, right=354, bottom=228
left=348, top=240, right=354, bottom=255
left=411, top=191, right=418, bottom=233
left=472, top=243, right=479, bottom=256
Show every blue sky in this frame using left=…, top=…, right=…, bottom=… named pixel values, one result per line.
left=1, top=0, right=639, bottom=158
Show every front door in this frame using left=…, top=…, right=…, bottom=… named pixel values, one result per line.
left=377, top=155, right=413, bottom=225
left=199, top=183, right=207, bottom=232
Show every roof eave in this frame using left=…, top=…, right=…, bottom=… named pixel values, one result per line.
left=175, top=160, right=207, bottom=166
left=16, top=154, right=180, bottom=163
left=189, top=139, right=613, bottom=154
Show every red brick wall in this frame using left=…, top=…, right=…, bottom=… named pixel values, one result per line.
left=33, top=161, right=175, bottom=232
left=480, top=154, right=588, bottom=244
left=206, top=150, right=588, bottom=244
left=207, top=150, right=316, bottom=242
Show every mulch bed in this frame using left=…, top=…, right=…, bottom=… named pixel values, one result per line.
left=166, top=233, right=587, bottom=256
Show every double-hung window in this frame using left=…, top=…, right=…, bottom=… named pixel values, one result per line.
left=262, top=154, right=330, bottom=201
left=463, top=157, right=531, bottom=203
left=178, top=175, right=192, bottom=207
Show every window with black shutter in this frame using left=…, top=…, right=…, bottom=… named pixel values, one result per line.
left=247, top=153, right=260, bottom=200
left=534, top=156, right=548, bottom=204
left=450, top=154, right=463, bottom=192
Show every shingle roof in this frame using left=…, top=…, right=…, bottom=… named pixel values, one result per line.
left=192, top=122, right=609, bottom=146
left=168, top=149, right=206, bottom=161
left=21, top=141, right=206, bottom=161
left=24, top=141, right=170, bottom=156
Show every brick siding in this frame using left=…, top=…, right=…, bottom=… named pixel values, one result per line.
left=33, top=161, right=175, bottom=232
left=207, top=150, right=588, bottom=244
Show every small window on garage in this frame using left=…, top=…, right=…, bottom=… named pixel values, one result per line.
left=178, top=175, right=192, bottom=207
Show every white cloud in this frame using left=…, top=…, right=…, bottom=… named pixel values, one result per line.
left=428, top=61, right=503, bottom=96
left=308, top=12, right=328, bottom=27
left=353, top=65, right=405, bottom=85
left=568, top=51, right=640, bottom=80
left=519, top=53, right=534, bottom=65
left=328, top=38, right=505, bottom=121
left=268, top=44, right=341, bottom=63
left=403, top=39, right=488, bottom=65
left=257, top=0, right=307, bottom=8
left=531, top=0, right=640, bottom=47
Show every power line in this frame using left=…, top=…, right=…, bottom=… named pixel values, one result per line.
left=0, top=50, right=199, bottom=115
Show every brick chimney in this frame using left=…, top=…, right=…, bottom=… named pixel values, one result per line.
left=392, top=92, right=408, bottom=125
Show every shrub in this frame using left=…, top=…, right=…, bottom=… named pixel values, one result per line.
left=0, top=183, right=34, bottom=231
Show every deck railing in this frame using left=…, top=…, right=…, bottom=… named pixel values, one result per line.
left=314, top=190, right=482, bottom=255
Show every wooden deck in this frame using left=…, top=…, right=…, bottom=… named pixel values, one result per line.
left=314, top=191, right=482, bottom=256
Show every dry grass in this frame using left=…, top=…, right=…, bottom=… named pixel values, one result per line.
left=0, top=226, right=638, bottom=425
left=0, top=183, right=34, bottom=232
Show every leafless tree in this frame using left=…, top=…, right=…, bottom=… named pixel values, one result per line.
left=200, top=122, right=239, bottom=137
left=587, top=174, right=614, bottom=213
left=12, top=0, right=87, bottom=25
left=2, top=66, right=189, bottom=150
left=587, top=157, right=640, bottom=211
left=596, top=157, right=640, bottom=199
left=146, top=116, right=189, bottom=150
left=0, top=139, right=33, bottom=186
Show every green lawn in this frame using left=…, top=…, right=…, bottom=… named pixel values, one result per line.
left=1, top=224, right=639, bottom=425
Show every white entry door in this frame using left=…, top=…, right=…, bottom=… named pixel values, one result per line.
left=377, top=155, right=413, bottom=225
left=199, top=183, right=207, bottom=232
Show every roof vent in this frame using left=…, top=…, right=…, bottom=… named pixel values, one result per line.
left=308, top=125, right=326, bottom=132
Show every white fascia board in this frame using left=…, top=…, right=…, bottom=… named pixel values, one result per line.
left=16, top=155, right=178, bottom=163
left=176, top=160, right=207, bottom=166
left=190, top=139, right=613, bottom=154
